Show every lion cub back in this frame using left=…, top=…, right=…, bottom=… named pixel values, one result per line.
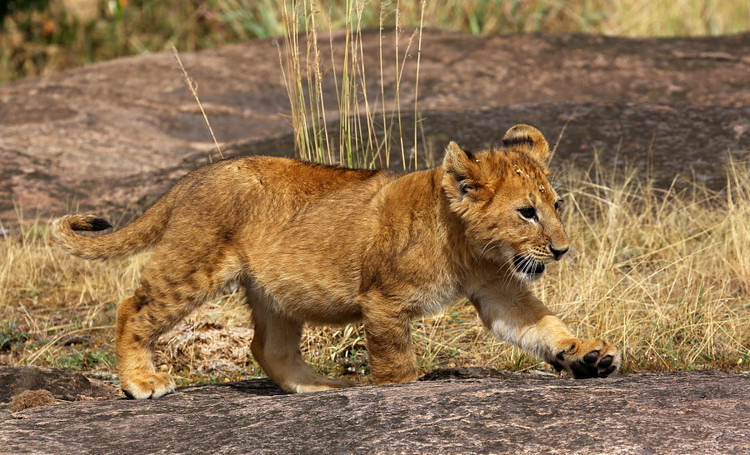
left=168, top=156, right=392, bottom=227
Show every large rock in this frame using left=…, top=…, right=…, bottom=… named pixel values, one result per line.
left=1, top=31, right=749, bottom=229
left=1, top=371, right=748, bottom=454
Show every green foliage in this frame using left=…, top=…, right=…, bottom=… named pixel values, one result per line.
left=2, top=1, right=749, bottom=82
left=0, top=0, right=48, bottom=24
left=51, top=349, right=116, bottom=370
left=0, top=319, right=29, bottom=351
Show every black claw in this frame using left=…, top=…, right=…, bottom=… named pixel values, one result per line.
left=599, top=355, right=614, bottom=369
left=599, top=365, right=617, bottom=377
left=583, top=350, right=600, bottom=364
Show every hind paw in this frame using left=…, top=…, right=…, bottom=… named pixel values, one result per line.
left=121, top=372, right=176, bottom=399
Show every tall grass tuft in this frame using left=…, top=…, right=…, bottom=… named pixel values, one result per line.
left=278, top=0, right=425, bottom=169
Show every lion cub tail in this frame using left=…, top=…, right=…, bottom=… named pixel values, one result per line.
left=51, top=191, right=174, bottom=260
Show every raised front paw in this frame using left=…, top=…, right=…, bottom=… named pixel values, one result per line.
left=550, top=339, right=620, bottom=378
left=121, top=371, right=176, bottom=399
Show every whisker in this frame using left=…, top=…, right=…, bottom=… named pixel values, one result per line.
left=497, top=254, right=519, bottom=287
left=476, top=241, right=496, bottom=262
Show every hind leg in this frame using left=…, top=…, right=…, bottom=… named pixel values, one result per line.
left=116, top=260, right=217, bottom=398
left=249, top=297, right=355, bottom=393
left=116, top=291, right=181, bottom=399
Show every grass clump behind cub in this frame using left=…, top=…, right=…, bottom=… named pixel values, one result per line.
left=52, top=124, right=620, bottom=398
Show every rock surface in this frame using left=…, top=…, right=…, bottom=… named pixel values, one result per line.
left=1, top=370, right=748, bottom=454
left=1, top=31, right=749, bottom=229
left=0, top=366, right=118, bottom=405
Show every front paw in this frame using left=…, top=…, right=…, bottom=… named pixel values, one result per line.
left=550, top=339, right=620, bottom=378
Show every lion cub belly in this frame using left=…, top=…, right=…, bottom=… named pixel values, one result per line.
left=244, top=219, right=369, bottom=325
left=248, top=266, right=363, bottom=324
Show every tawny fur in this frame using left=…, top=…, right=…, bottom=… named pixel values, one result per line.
left=51, top=124, right=620, bottom=398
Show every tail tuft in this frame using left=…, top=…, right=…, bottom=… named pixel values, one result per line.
left=67, top=215, right=113, bottom=232
left=86, top=217, right=112, bottom=231
left=50, top=215, right=116, bottom=259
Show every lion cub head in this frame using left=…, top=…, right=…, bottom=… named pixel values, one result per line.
left=442, top=124, right=569, bottom=282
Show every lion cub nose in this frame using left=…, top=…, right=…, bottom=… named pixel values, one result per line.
left=550, top=246, right=569, bottom=260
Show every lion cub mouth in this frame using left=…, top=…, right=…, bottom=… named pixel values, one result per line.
left=512, top=255, right=546, bottom=279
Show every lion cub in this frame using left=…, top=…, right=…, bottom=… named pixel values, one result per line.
left=52, top=124, right=619, bottom=398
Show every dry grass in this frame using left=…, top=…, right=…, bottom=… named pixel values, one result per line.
left=2, top=159, right=748, bottom=385
left=279, top=0, right=426, bottom=169
left=548, top=156, right=750, bottom=372
left=377, top=0, right=750, bottom=37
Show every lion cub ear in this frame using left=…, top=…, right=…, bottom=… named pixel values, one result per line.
left=442, top=141, right=481, bottom=197
left=502, top=124, right=552, bottom=168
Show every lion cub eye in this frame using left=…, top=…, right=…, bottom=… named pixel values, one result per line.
left=518, top=206, right=537, bottom=221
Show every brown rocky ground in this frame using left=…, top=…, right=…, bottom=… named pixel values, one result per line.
left=1, top=367, right=748, bottom=454
left=1, top=30, right=749, bottom=230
